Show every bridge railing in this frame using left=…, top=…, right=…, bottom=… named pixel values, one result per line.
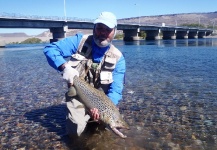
left=0, top=12, right=94, bottom=22
left=0, top=12, right=214, bottom=30
left=0, top=12, right=176, bottom=26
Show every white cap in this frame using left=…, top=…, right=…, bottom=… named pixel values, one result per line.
left=94, top=12, right=117, bottom=28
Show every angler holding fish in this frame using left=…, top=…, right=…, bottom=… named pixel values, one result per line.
left=44, top=12, right=129, bottom=138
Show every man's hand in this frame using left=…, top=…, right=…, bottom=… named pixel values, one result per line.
left=62, top=63, right=79, bottom=84
left=90, top=108, right=100, bottom=121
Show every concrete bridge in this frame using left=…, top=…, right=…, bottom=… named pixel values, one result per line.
left=0, top=17, right=213, bottom=43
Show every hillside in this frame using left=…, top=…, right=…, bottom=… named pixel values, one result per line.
left=0, top=32, right=30, bottom=37
left=119, top=12, right=217, bottom=27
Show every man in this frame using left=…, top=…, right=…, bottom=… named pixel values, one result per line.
left=43, top=12, right=126, bottom=137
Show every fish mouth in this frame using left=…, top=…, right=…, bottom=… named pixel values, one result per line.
left=110, top=125, right=130, bottom=138
left=116, top=126, right=130, bottom=130
left=111, top=127, right=127, bottom=138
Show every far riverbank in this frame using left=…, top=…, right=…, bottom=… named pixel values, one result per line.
left=1, top=35, right=217, bottom=47
left=0, top=37, right=51, bottom=45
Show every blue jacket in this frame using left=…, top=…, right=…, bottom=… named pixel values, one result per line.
left=44, top=33, right=125, bottom=105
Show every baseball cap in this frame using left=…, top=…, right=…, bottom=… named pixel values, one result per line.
left=94, top=12, right=117, bottom=28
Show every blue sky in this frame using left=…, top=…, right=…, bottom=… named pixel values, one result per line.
left=0, top=0, right=216, bottom=35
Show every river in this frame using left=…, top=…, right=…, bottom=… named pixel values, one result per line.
left=0, top=38, right=217, bottom=149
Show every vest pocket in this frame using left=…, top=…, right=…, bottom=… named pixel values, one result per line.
left=100, top=71, right=113, bottom=84
left=104, top=57, right=116, bottom=70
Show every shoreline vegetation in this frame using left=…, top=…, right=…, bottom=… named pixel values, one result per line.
left=9, top=37, right=46, bottom=44
left=19, top=38, right=42, bottom=44
left=0, top=37, right=51, bottom=45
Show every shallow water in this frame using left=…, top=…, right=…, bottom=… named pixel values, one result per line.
left=0, top=39, right=217, bottom=149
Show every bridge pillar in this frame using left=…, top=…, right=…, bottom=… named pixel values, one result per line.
left=123, top=29, right=140, bottom=41
left=198, top=31, right=206, bottom=38
left=145, top=29, right=161, bottom=40
left=50, top=25, right=68, bottom=43
left=176, top=31, right=188, bottom=39
left=162, top=30, right=176, bottom=40
left=206, top=31, right=213, bottom=36
left=188, top=31, right=198, bottom=39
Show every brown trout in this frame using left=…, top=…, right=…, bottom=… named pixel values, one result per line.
left=72, top=76, right=129, bottom=138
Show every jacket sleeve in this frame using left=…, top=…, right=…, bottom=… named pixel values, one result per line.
left=43, top=33, right=83, bottom=70
left=107, top=55, right=126, bottom=105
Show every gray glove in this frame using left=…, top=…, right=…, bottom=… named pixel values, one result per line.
left=62, top=63, right=79, bottom=84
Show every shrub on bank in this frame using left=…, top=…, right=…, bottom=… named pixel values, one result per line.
left=20, top=38, right=42, bottom=44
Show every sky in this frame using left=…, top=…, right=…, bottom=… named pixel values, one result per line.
left=0, top=0, right=216, bottom=35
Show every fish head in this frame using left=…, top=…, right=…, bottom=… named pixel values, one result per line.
left=111, top=116, right=130, bottom=130
left=106, top=113, right=130, bottom=138
left=102, top=111, right=129, bottom=130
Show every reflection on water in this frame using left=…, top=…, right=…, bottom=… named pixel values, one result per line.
left=0, top=39, right=217, bottom=149
left=124, top=38, right=217, bottom=47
